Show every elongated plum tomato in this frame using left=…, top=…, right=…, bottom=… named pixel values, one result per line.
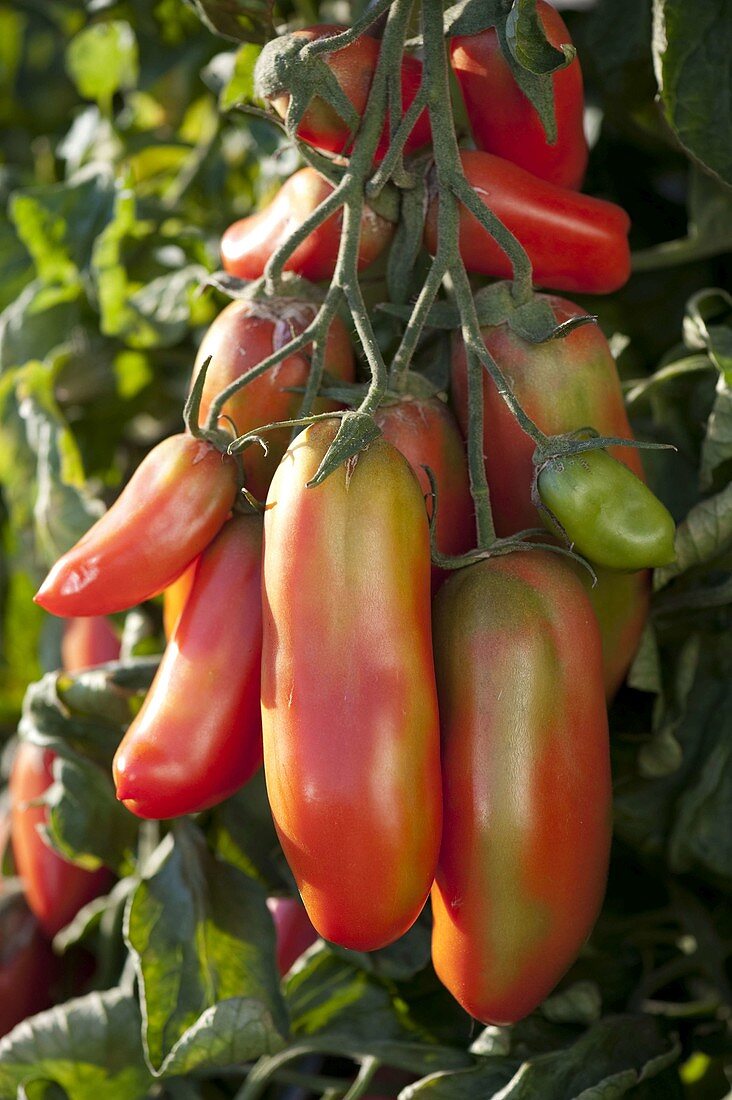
left=374, top=396, right=474, bottom=589
left=221, top=168, right=394, bottom=283
left=113, top=515, right=263, bottom=819
left=162, top=559, right=198, bottom=640
left=261, top=421, right=441, bottom=950
left=451, top=295, right=649, bottom=697
left=257, top=25, right=431, bottom=161
left=192, top=299, right=354, bottom=501
left=267, top=897, right=318, bottom=976
left=424, top=151, right=630, bottom=295
left=0, top=882, right=58, bottom=1036
left=537, top=448, right=676, bottom=571
left=431, top=551, right=611, bottom=1025
left=61, top=616, right=120, bottom=672
left=450, top=1, right=588, bottom=189
left=10, top=744, right=111, bottom=938
left=35, top=435, right=238, bottom=618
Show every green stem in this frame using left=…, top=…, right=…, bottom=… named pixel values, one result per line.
left=264, top=180, right=347, bottom=293
left=342, top=1056, right=381, bottom=1100
left=389, top=254, right=447, bottom=389
left=301, top=0, right=394, bottom=57
left=450, top=174, right=533, bottom=304
left=465, top=348, right=495, bottom=547
left=367, top=85, right=428, bottom=197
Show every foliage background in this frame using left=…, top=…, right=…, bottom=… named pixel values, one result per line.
left=0, top=0, right=730, bottom=1096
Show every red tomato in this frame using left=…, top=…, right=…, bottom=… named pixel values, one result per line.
left=267, top=897, right=318, bottom=975
left=261, top=421, right=441, bottom=950
left=260, top=25, right=431, bottom=161
left=113, top=515, right=263, bottom=819
left=431, top=551, right=611, bottom=1025
left=451, top=1, right=588, bottom=189
left=424, top=151, right=631, bottom=295
left=450, top=294, right=648, bottom=696
left=61, top=617, right=120, bottom=672
left=221, top=168, right=394, bottom=283
left=0, top=881, right=58, bottom=1036
left=35, top=435, right=238, bottom=618
left=193, top=298, right=355, bottom=501
left=374, top=396, right=474, bottom=588
left=162, top=560, right=198, bottom=641
left=10, top=744, right=111, bottom=938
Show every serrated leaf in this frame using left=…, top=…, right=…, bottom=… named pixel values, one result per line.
left=652, top=0, right=732, bottom=187
left=0, top=988, right=153, bottom=1099
left=125, top=824, right=288, bottom=1075
left=66, top=21, right=139, bottom=108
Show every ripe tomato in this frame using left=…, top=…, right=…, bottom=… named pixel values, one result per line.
left=451, top=1, right=588, bottom=189
left=221, top=168, right=394, bottom=283
left=61, top=617, right=120, bottom=672
left=451, top=295, right=649, bottom=695
left=258, top=25, right=431, bottom=161
left=424, top=151, right=631, bottom=295
left=261, top=421, right=441, bottom=951
left=537, top=447, right=676, bottom=570
left=374, top=396, right=474, bottom=588
left=431, top=551, right=611, bottom=1025
left=35, top=435, right=238, bottom=618
left=113, top=515, right=263, bottom=819
left=0, top=881, right=58, bottom=1037
left=267, top=897, right=318, bottom=975
left=162, top=560, right=198, bottom=640
left=10, top=744, right=111, bottom=938
left=193, top=298, right=354, bottom=501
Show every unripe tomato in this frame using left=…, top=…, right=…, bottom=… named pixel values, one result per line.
left=424, top=151, right=631, bottom=295
left=451, top=295, right=649, bottom=696
left=193, top=298, right=355, bottom=501
left=431, top=551, right=611, bottom=1025
left=61, top=617, right=120, bottom=672
left=10, top=744, right=111, bottom=938
left=267, top=897, right=318, bottom=975
left=113, top=515, right=263, bottom=819
left=258, top=25, right=431, bottom=161
left=0, top=881, right=58, bottom=1036
left=35, top=435, right=239, bottom=618
left=374, top=396, right=474, bottom=589
left=221, top=168, right=394, bottom=283
left=451, top=1, right=588, bottom=189
left=261, top=421, right=441, bottom=950
left=537, top=447, right=676, bottom=571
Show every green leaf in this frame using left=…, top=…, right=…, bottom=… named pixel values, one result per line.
left=66, top=21, right=139, bottom=109
left=185, top=0, right=276, bottom=45
left=125, top=824, right=288, bottom=1075
left=633, top=167, right=732, bottom=271
left=329, top=914, right=433, bottom=982
left=0, top=987, right=153, bottom=1099
left=204, top=44, right=262, bottom=110
left=207, top=771, right=292, bottom=892
left=652, top=0, right=732, bottom=187
left=656, top=480, right=732, bottom=585
left=505, top=0, right=571, bottom=76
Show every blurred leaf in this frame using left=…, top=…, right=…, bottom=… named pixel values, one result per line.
left=330, top=914, right=433, bottom=982
left=66, top=21, right=139, bottom=110
left=208, top=770, right=291, bottom=892
left=185, top=0, right=276, bottom=45
left=125, top=823, right=288, bottom=1075
left=633, top=168, right=732, bottom=271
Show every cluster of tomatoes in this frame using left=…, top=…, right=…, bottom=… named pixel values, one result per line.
left=23, top=1, right=677, bottom=1029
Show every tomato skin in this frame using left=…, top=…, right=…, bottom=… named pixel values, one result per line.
left=162, top=560, right=198, bottom=640
left=35, top=435, right=238, bottom=618
left=193, top=299, right=355, bottom=501
left=263, top=26, right=431, bottom=161
left=450, top=1, right=588, bottom=189
left=537, top=448, right=676, bottom=571
left=10, top=744, right=111, bottom=938
left=61, top=617, right=120, bottom=672
left=374, top=396, right=474, bottom=589
left=113, top=515, right=263, bottom=820
left=431, top=551, right=611, bottom=1025
left=267, top=897, right=318, bottom=975
left=424, top=151, right=631, bottom=295
left=451, top=296, right=648, bottom=696
left=261, top=421, right=441, bottom=951
left=221, top=168, right=394, bottom=283
left=0, top=883, right=58, bottom=1036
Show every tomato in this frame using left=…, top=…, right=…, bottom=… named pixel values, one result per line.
left=258, top=25, right=431, bottom=161
left=451, top=295, right=649, bottom=695
left=35, top=435, right=238, bottom=618
left=267, top=897, right=318, bottom=975
left=193, top=298, right=355, bottom=501
left=537, top=447, right=676, bottom=571
left=113, top=515, right=263, bottom=819
left=424, top=151, right=631, bottom=295
left=10, top=744, right=111, bottom=938
left=162, top=560, right=197, bottom=640
left=431, top=551, right=611, bottom=1025
left=374, top=396, right=474, bottom=588
left=61, top=617, right=120, bottom=672
left=221, top=168, right=394, bottom=283
left=450, top=1, right=588, bottom=189
left=0, top=881, right=58, bottom=1036
left=261, top=421, right=441, bottom=950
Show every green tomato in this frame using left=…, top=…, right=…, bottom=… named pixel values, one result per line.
left=537, top=448, right=676, bottom=571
